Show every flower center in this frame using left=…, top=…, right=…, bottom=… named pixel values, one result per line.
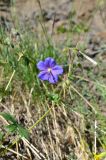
left=48, top=68, right=51, bottom=72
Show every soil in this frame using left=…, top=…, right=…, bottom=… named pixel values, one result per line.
left=1, top=0, right=106, bottom=45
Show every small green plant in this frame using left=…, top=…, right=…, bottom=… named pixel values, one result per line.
left=0, top=113, right=29, bottom=139
left=0, top=0, right=106, bottom=159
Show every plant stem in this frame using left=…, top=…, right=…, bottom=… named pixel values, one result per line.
left=28, top=107, right=52, bottom=131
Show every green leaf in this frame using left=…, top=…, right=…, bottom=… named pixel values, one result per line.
left=0, top=113, right=17, bottom=124
left=5, top=124, right=17, bottom=133
left=94, top=152, right=106, bottom=160
left=0, top=132, right=3, bottom=141
left=17, top=125, right=29, bottom=139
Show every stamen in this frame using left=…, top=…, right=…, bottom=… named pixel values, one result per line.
left=48, top=68, right=51, bottom=72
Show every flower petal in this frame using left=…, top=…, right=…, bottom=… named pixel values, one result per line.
left=37, top=61, right=46, bottom=70
left=52, top=65, right=63, bottom=75
left=44, top=57, right=56, bottom=68
left=48, top=74, right=58, bottom=84
left=38, top=71, right=49, bottom=80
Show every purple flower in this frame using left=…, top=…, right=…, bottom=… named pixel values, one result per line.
left=37, top=57, right=63, bottom=84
